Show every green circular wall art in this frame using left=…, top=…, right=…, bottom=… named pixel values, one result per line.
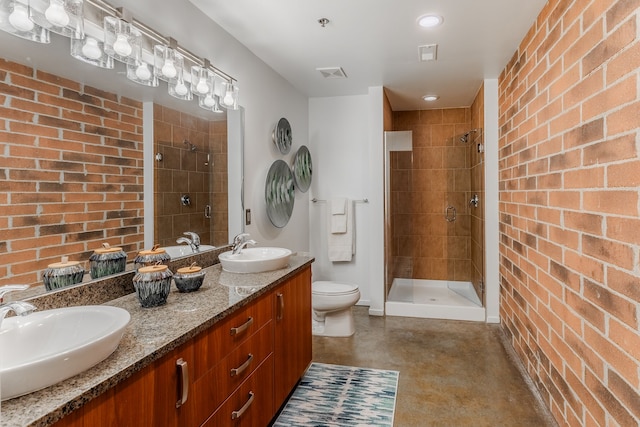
left=272, top=117, right=292, bottom=154
left=265, top=160, right=295, bottom=228
left=293, top=145, right=312, bottom=192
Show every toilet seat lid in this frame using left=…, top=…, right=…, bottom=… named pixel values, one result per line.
left=312, top=281, right=359, bottom=296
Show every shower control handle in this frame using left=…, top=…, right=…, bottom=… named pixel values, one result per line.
left=469, top=194, right=479, bottom=208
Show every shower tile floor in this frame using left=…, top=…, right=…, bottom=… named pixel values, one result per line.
left=312, top=306, right=556, bottom=427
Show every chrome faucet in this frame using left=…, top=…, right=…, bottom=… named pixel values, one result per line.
left=0, top=285, right=37, bottom=329
left=232, top=233, right=257, bottom=254
left=176, top=231, right=201, bottom=252
left=183, top=232, right=201, bottom=250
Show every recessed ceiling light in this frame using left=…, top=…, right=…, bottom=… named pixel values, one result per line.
left=423, top=95, right=439, bottom=102
left=417, top=14, right=443, bottom=28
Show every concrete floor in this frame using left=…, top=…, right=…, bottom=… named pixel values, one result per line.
left=312, top=307, right=556, bottom=427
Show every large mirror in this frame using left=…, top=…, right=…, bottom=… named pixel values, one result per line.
left=0, top=29, right=244, bottom=298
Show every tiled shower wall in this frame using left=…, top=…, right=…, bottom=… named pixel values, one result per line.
left=390, top=108, right=473, bottom=283
left=499, top=0, right=639, bottom=425
left=153, top=105, right=228, bottom=248
left=0, top=59, right=144, bottom=287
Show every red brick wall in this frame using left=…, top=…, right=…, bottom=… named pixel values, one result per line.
left=499, top=1, right=639, bottom=425
left=0, top=59, right=144, bottom=288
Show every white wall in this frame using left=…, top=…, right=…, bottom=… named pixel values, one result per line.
left=125, top=0, right=311, bottom=252
left=308, top=88, right=385, bottom=315
left=484, top=79, right=500, bottom=323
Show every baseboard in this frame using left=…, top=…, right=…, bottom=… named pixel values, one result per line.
left=486, top=315, right=500, bottom=324
left=368, top=308, right=384, bottom=316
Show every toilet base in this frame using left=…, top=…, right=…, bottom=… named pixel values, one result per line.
left=311, top=307, right=355, bottom=337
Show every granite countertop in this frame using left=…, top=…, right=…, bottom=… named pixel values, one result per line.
left=1, top=255, right=314, bottom=427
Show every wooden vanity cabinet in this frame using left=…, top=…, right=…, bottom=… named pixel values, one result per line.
left=52, top=266, right=311, bottom=427
left=274, top=266, right=313, bottom=410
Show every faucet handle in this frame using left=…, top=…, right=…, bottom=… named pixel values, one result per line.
left=184, top=231, right=200, bottom=245
left=0, top=285, right=29, bottom=303
left=233, top=233, right=250, bottom=244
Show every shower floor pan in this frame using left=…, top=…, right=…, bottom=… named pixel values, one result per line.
left=386, top=278, right=485, bottom=322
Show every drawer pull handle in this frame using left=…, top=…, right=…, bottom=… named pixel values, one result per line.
left=230, top=317, right=254, bottom=336
left=231, top=391, right=255, bottom=420
left=276, top=293, right=284, bottom=321
left=175, top=358, right=189, bottom=408
left=230, top=353, right=254, bottom=377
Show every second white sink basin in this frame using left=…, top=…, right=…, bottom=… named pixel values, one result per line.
left=163, top=244, right=215, bottom=258
left=0, top=305, right=130, bottom=401
left=219, top=247, right=292, bottom=273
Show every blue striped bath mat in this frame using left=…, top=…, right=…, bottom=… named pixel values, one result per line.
left=274, top=362, right=399, bottom=427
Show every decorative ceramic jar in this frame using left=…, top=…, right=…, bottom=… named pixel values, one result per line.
left=42, top=256, right=85, bottom=291
left=89, top=243, right=127, bottom=279
left=174, top=263, right=205, bottom=293
left=134, top=244, right=171, bottom=270
left=133, top=264, right=173, bottom=308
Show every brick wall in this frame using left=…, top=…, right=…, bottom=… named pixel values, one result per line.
left=0, top=59, right=144, bottom=288
left=391, top=108, right=473, bottom=283
left=498, top=1, right=639, bottom=425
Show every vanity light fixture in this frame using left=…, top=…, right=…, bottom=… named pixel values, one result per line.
left=0, top=0, right=50, bottom=43
left=29, top=0, right=84, bottom=39
left=70, top=35, right=114, bottom=67
left=0, top=0, right=239, bottom=113
left=220, top=81, right=239, bottom=110
left=103, top=12, right=140, bottom=64
left=417, top=14, right=443, bottom=28
left=154, top=38, right=182, bottom=81
left=191, top=62, right=213, bottom=97
left=422, top=95, right=439, bottom=102
left=168, top=65, right=192, bottom=100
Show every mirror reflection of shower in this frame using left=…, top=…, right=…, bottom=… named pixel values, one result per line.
left=183, top=139, right=197, bottom=152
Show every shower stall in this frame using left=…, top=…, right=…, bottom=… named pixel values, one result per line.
left=384, top=111, right=486, bottom=322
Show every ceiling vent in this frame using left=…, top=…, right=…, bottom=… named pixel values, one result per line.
left=316, top=67, right=348, bottom=79
left=418, top=44, right=438, bottom=62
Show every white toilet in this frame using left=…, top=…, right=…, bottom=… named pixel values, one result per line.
left=311, top=281, right=360, bottom=337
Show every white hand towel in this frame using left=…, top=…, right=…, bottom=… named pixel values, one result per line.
left=331, top=198, right=346, bottom=215
left=330, top=198, right=347, bottom=234
left=328, top=199, right=355, bottom=262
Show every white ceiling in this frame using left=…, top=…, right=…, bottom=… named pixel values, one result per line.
left=188, top=0, right=547, bottom=110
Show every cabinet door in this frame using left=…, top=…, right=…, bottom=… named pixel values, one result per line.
left=52, top=341, right=193, bottom=427
left=273, top=267, right=312, bottom=409
left=201, top=355, right=274, bottom=427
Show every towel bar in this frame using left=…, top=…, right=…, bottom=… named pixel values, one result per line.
left=311, top=198, right=369, bottom=203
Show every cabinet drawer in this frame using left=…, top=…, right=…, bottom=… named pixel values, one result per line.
left=201, top=354, right=274, bottom=427
left=189, top=321, right=273, bottom=425
left=192, top=293, right=272, bottom=379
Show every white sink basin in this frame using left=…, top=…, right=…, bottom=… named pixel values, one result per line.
left=0, top=305, right=130, bottom=400
left=163, top=244, right=215, bottom=258
left=219, top=247, right=292, bottom=273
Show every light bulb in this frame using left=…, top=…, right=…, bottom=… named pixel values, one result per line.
left=203, top=94, right=215, bottom=108
left=135, top=63, right=151, bottom=81
left=9, top=4, right=34, bottom=32
left=113, top=33, right=132, bottom=57
left=196, top=78, right=209, bottom=95
left=161, top=59, right=177, bottom=78
left=81, top=37, right=102, bottom=60
left=223, top=89, right=235, bottom=107
left=45, top=0, right=70, bottom=27
left=174, top=81, right=188, bottom=96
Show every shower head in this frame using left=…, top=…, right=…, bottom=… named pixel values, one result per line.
left=459, top=129, right=481, bottom=144
left=183, top=139, right=197, bottom=152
